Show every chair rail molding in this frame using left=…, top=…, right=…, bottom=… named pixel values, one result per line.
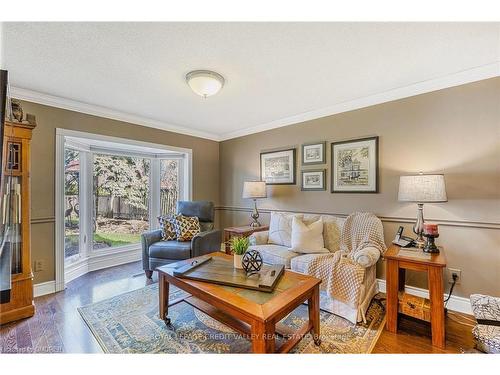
left=215, top=206, right=500, bottom=230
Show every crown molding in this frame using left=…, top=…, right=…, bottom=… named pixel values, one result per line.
left=9, top=86, right=222, bottom=141
left=10, top=62, right=500, bottom=142
left=219, top=62, right=500, bottom=141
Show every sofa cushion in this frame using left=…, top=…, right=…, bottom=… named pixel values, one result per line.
left=319, top=216, right=344, bottom=252
left=301, top=214, right=344, bottom=252
left=268, top=212, right=302, bottom=247
left=291, top=217, right=329, bottom=254
left=248, top=244, right=299, bottom=268
left=273, top=212, right=343, bottom=252
left=149, top=240, right=191, bottom=260
left=290, top=253, right=327, bottom=274
left=249, top=230, right=269, bottom=246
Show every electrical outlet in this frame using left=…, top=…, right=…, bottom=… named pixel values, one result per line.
left=448, top=268, right=461, bottom=284
left=34, top=259, right=45, bottom=272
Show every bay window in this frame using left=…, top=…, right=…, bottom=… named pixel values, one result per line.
left=57, top=129, right=192, bottom=288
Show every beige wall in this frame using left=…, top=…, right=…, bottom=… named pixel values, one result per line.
left=21, top=101, right=220, bottom=283
left=219, top=78, right=500, bottom=298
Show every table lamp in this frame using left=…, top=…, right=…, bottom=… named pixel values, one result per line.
left=398, top=173, right=447, bottom=248
left=242, top=181, right=267, bottom=227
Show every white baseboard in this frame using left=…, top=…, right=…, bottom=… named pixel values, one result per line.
left=34, top=280, right=56, bottom=297
left=35, top=248, right=142, bottom=296
left=65, top=259, right=90, bottom=284
left=65, top=247, right=142, bottom=284
left=377, top=278, right=472, bottom=315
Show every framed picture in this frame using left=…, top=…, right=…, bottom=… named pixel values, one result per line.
left=301, top=141, right=326, bottom=165
left=301, top=169, right=326, bottom=191
left=331, top=136, right=379, bottom=193
left=260, top=148, right=296, bottom=185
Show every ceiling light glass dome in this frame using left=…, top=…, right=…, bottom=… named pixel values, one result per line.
left=186, top=70, right=225, bottom=98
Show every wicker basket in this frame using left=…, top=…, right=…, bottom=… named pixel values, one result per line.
left=398, top=292, right=431, bottom=322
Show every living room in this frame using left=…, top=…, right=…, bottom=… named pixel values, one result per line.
left=1, top=1, right=499, bottom=373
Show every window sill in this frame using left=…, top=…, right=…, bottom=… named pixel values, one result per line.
left=89, top=243, right=141, bottom=257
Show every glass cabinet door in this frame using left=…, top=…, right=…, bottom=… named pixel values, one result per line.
left=2, top=141, right=23, bottom=276
left=3, top=175, right=22, bottom=275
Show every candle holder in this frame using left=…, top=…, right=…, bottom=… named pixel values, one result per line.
left=423, top=233, right=440, bottom=253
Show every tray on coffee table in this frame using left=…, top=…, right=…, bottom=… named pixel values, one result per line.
left=172, top=255, right=284, bottom=292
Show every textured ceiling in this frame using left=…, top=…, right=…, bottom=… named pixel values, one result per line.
left=2, top=22, right=499, bottom=140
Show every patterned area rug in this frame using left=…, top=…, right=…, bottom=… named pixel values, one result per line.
left=78, top=284, right=386, bottom=353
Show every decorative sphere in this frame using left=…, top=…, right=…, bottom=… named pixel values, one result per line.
left=242, top=250, right=263, bottom=275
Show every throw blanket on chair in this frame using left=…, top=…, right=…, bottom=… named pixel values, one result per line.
left=305, top=212, right=386, bottom=312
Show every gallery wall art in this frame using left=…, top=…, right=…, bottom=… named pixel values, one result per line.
left=301, top=142, right=326, bottom=165
left=301, top=169, right=326, bottom=191
left=260, top=148, right=296, bottom=185
left=331, top=136, right=378, bottom=193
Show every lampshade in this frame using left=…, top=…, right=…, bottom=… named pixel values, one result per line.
left=398, top=174, right=447, bottom=203
left=242, top=181, right=267, bottom=199
left=186, top=70, right=225, bottom=98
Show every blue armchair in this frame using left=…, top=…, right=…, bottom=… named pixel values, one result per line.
left=141, top=201, right=221, bottom=278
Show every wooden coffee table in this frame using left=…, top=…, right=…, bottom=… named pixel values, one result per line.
left=157, top=252, right=322, bottom=353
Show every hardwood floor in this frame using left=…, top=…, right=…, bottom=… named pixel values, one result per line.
left=373, top=309, right=477, bottom=353
left=0, top=261, right=477, bottom=353
left=0, top=261, right=154, bottom=353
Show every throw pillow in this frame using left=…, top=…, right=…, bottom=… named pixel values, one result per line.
left=174, top=215, right=201, bottom=242
left=268, top=212, right=302, bottom=247
left=321, top=216, right=343, bottom=252
left=158, top=215, right=176, bottom=240
left=290, top=216, right=329, bottom=254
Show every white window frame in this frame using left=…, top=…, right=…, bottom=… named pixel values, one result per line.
left=55, top=129, right=192, bottom=291
left=87, top=151, right=153, bottom=257
left=62, top=142, right=90, bottom=265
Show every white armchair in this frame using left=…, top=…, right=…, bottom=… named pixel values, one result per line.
left=247, top=211, right=385, bottom=323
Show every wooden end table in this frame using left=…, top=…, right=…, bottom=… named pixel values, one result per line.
left=157, top=252, right=321, bottom=353
left=384, top=244, right=447, bottom=348
left=223, top=225, right=269, bottom=253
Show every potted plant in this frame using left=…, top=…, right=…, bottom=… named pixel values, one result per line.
left=230, top=236, right=250, bottom=269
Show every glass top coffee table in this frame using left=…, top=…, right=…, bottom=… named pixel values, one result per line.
left=157, top=252, right=322, bottom=353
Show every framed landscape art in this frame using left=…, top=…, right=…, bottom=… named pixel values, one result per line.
left=260, top=148, right=296, bottom=185
left=301, top=169, right=326, bottom=191
left=331, top=136, right=378, bottom=193
left=301, top=141, right=326, bottom=165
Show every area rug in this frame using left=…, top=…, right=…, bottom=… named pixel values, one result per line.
left=78, top=284, right=386, bottom=353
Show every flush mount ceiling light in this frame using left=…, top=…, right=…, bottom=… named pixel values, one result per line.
left=186, top=70, right=225, bottom=98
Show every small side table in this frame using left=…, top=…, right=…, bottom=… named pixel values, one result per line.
left=223, top=225, right=269, bottom=253
left=384, top=244, right=447, bottom=348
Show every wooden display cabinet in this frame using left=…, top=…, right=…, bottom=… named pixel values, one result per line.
left=0, top=120, right=36, bottom=325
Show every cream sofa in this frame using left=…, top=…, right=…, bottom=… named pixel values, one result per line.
left=248, top=212, right=382, bottom=324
